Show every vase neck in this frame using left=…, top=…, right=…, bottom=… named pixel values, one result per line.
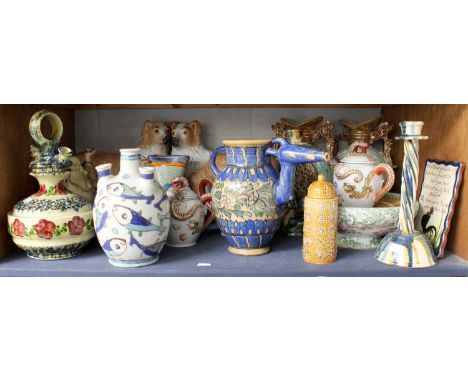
left=32, top=172, right=70, bottom=196
left=225, top=146, right=266, bottom=167
left=119, top=148, right=141, bottom=178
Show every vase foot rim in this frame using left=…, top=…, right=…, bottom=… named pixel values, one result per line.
left=166, top=242, right=196, bottom=248
left=375, top=231, right=438, bottom=268
left=108, top=257, right=159, bottom=268
left=228, top=246, right=270, bottom=256
left=26, top=252, right=80, bottom=260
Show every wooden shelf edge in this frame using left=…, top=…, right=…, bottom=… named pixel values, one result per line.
left=75, top=104, right=392, bottom=110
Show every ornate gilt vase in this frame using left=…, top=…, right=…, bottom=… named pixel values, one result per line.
left=337, top=117, right=393, bottom=166
left=7, top=110, right=95, bottom=260
left=210, top=138, right=327, bottom=255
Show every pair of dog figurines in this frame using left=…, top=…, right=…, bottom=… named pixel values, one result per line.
left=77, top=120, right=225, bottom=195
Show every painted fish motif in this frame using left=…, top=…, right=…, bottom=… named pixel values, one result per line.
left=94, top=196, right=109, bottom=233
left=107, top=182, right=155, bottom=204
left=101, top=238, right=127, bottom=257
left=154, top=194, right=168, bottom=211
left=129, top=234, right=164, bottom=257
left=112, top=205, right=166, bottom=233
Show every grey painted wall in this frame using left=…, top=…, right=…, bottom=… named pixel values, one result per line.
left=75, top=107, right=382, bottom=153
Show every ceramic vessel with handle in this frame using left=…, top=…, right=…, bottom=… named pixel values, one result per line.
left=166, top=177, right=215, bottom=247
left=210, top=138, right=328, bottom=256
left=7, top=110, right=95, bottom=259
left=333, top=142, right=395, bottom=208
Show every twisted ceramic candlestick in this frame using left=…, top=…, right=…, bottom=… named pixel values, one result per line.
left=375, top=121, right=437, bottom=268
left=399, top=139, right=418, bottom=234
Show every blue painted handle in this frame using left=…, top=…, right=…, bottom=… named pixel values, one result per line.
left=210, top=146, right=226, bottom=178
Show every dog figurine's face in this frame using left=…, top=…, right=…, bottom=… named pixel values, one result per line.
left=140, top=121, right=171, bottom=148
left=171, top=121, right=202, bottom=148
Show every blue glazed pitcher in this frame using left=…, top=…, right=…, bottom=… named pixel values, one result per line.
left=210, top=138, right=328, bottom=255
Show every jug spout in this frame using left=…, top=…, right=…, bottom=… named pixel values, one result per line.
left=266, top=138, right=329, bottom=205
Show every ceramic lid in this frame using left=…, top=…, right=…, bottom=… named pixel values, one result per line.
left=168, top=177, right=200, bottom=201
left=336, top=142, right=376, bottom=164
left=307, top=174, right=337, bottom=199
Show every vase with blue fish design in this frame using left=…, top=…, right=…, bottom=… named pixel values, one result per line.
left=210, top=138, right=328, bottom=255
left=7, top=110, right=95, bottom=260
left=93, top=148, right=170, bottom=267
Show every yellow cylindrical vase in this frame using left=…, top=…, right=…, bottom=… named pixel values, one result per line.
left=303, top=174, right=338, bottom=264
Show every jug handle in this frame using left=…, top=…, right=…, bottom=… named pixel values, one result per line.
left=29, top=110, right=64, bottom=156
left=198, top=177, right=213, bottom=195
left=200, top=193, right=215, bottom=230
left=373, top=163, right=395, bottom=204
left=210, top=146, right=226, bottom=177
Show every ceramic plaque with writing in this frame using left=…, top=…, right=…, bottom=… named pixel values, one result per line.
left=415, top=159, right=465, bottom=258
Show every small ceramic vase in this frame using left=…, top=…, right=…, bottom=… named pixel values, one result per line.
left=147, top=155, right=190, bottom=190
left=302, top=174, right=338, bottom=264
left=94, top=148, right=170, bottom=267
left=166, top=177, right=215, bottom=247
left=7, top=110, right=95, bottom=259
left=210, top=138, right=328, bottom=255
left=333, top=142, right=395, bottom=207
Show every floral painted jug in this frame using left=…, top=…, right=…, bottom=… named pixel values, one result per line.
left=210, top=138, right=328, bottom=255
left=7, top=110, right=95, bottom=259
left=166, top=177, right=215, bottom=247
left=333, top=142, right=395, bottom=207
left=94, top=148, right=170, bottom=267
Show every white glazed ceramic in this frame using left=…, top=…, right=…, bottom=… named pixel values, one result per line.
left=337, top=193, right=419, bottom=249
left=166, top=177, right=215, bottom=247
left=333, top=142, right=395, bottom=207
left=338, top=193, right=400, bottom=249
left=93, top=148, right=170, bottom=267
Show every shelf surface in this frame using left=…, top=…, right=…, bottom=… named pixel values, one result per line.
left=2, top=227, right=468, bottom=277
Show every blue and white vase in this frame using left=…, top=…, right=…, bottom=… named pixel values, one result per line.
left=93, top=148, right=170, bottom=267
left=210, top=138, right=327, bottom=256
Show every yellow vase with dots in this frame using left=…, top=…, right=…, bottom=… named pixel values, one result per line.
left=303, top=174, right=338, bottom=264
